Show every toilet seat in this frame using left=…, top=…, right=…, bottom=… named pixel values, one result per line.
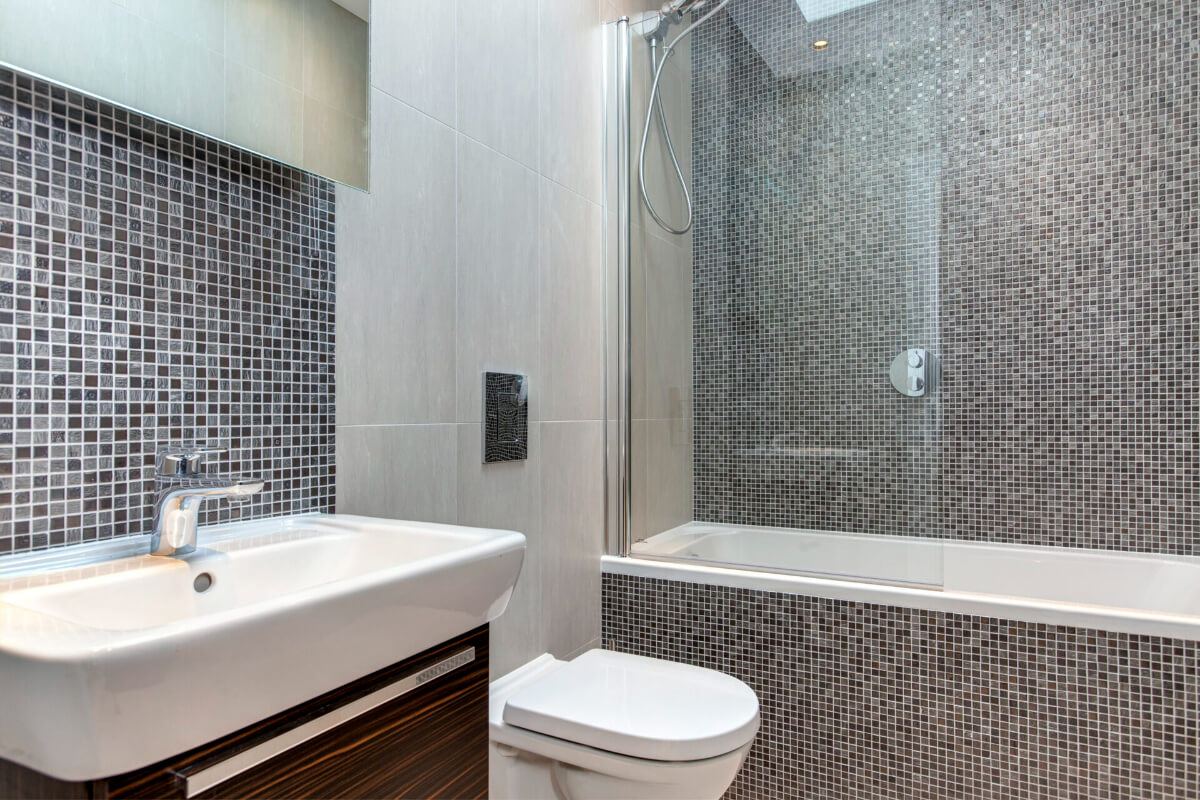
left=502, top=650, right=760, bottom=762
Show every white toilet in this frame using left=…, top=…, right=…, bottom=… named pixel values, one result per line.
left=490, top=649, right=760, bottom=800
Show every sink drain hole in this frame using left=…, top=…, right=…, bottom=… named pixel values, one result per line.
left=193, top=572, right=215, bottom=593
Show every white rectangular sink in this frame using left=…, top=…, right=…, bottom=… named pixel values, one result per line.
left=0, top=513, right=525, bottom=781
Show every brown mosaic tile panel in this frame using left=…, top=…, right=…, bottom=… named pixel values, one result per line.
left=0, top=67, right=336, bottom=555
left=603, top=572, right=1200, bottom=800
left=937, top=0, right=1200, bottom=552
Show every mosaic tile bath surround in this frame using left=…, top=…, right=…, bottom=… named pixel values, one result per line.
left=603, top=572, right=1200, bottom=800
left=688, top=0, right=1200, bottom=552
left=0, top=68, right=336, bottom=555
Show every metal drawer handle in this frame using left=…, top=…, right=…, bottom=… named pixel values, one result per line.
left=184, top=647, right=476, bottom=797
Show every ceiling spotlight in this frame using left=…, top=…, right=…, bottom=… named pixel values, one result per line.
left=812, top=40, right=830, bottom=50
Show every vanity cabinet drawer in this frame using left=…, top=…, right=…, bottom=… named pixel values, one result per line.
left=109, top=625, right=488, bottom=800
left=1, top=626, right=489, bottom=800
left=110, top=626, right=489, bottom=800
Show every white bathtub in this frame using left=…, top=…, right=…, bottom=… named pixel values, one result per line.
left=604, top=522, right=1200, bottom=640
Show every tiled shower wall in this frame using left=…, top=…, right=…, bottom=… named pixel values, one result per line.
left=0, top=68, right=336, bottom=555
left=603, top=572, right=1200, bottom=800
left=690, top=0, right=1199, bottom=552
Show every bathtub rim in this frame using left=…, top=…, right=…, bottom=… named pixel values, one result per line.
left=601, top=554, right=1200, bottom=641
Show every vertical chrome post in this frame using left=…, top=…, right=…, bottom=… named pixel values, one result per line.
left=615, top=17, right=633, bottom=557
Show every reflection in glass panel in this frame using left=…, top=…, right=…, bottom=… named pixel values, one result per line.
left=0, top=0, right=369, bottom=189
left=612, top=0, right=946, bottom=586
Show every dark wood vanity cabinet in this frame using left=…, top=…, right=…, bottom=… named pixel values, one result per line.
left=0, top=626, right=489, bottom=800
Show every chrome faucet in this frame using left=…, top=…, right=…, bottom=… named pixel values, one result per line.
left=150, top=448, right=265, bottom=556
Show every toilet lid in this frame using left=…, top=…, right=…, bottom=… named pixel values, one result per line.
left=502, top=650, right=760, bottom=762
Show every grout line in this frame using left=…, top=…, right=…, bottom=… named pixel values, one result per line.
left=369, top=60, right=600, bottom=204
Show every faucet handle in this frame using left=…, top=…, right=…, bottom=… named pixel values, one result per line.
left=156, top=446, right=228, bottom=478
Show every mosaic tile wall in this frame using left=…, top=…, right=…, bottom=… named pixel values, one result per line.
left=688, top=0, right=1200, bottom=552
left=603, top=572, right=1200, bottom=800
left=0, top=67, right=336, bottom=555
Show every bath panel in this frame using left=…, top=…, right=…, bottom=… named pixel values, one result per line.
left=603, top=571, right=1200, bottom=800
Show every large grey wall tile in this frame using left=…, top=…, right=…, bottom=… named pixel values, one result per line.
left=303, top=97, right=369, bottom=189
left=0, top=0, right=130, bottom=107
left=605, top=210, right=621, bottom=421
left=458, top=423, right=544, bottom=677
left=127, top=0, right=225, bottom=52
left=337, top=91, right=456, bottom=425
left=456, top=0, right=539, bottom=169
left=455, top=136, right=540, bottom=423
left=540, top=421, right=604, bottom=658
left=303, top=0, right=369, bottom=120
left=538, top=0, right=604, bottom=203
left=336, top=425, right=458, bottom=523
left=224, top=62, right=304, bottom=165
left=628, top=224, right=653, bottom=421
left=644, top=233, right=691, bottom=422
left=604, top=419, right=621, bottom=554
left=629, top=418, right=649, bottom=543
left=644, top=418, right=692, bottom=537
left=128, top=15, right=225, bottom=137
left=539, top=179, right=605, bottom=422
left=629, top=33, right=692, bottom=243
left=371, top=0, right=456, bottom=126
left=224, top=0, right=304, bottom=88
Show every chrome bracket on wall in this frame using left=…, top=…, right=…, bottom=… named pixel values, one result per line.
left=890, top=349, right=938, bottom=397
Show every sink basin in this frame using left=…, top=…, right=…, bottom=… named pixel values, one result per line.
left=0, top=513, right=525, bottom=781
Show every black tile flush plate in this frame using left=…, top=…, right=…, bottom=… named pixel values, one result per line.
left=482, top=372, right=528, bottom=463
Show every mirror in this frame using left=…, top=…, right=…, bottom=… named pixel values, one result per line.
left=0, top=0, right=370, bottom=190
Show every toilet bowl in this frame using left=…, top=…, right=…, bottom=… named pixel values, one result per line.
left=490, top=649, right=760, bottom=800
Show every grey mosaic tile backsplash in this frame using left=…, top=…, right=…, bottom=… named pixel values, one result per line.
left=0, top=68, right=336, bottom=555
left=690, top=0, right=1199, bottom=552
left=604, top=572, right=1200, bottom=800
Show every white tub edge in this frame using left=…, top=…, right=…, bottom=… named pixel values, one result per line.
left=602, top=555, right=1200, bottom=641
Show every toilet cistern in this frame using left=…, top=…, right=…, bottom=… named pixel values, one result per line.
left=150, top=447, right=264, bottom=556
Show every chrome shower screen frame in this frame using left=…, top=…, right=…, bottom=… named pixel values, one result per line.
left=603, top=17, right=633, bottom=558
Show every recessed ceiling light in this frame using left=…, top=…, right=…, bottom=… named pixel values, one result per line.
left=812, top=40, right=829, bottom=50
